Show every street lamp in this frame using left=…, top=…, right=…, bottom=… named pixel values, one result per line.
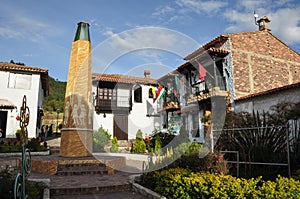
left=56, top=109, right=60, bottom=133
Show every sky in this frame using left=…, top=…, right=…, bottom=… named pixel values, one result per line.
left=1, top=0, right=300, bottom=81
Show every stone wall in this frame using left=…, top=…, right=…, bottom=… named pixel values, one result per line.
left=229, top=31, right=300, bottom=99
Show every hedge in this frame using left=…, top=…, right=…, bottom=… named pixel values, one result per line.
left=143, top=168, right=300, bottom=199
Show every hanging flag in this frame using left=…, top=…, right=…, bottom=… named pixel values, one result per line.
left=198, top=62, right=206, bottom=81
left=152, top=87, right=157, bottom=101
left=154, top=86, right=166, bottom=104
left=174, top=75, right=180, bottom=91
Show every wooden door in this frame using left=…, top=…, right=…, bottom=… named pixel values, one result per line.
left=113, top=114, right=128, bottom=140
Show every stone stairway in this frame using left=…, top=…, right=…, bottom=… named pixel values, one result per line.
left=56, top=161, right=109, bottom=176
left=28, top=153, right=133, bottom=197
left=53, top=158, right=130, bottom=196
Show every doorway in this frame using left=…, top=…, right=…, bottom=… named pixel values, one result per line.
left=113, top=114, right=128, bottom=140
left=0, top=111, right=8, bottom=138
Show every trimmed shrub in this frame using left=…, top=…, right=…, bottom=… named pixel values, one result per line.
left=154, top=134, right=162, bottom=154
left=143, top=168, right=300, bottom=199
left=110, top=137, right=119, bottom=153
left=132, top=129, right=146, bottom=154
left=93, top=126, right=111, bottom=152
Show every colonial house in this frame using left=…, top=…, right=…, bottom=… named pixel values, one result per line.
left=0, top=62, right=49, bottom=138
left=92, top=71, right=159, bottom=140
left=156, top=16, right=300, bottom=143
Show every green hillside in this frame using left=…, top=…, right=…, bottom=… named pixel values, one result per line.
left=43, top=77, right=66, bottom=112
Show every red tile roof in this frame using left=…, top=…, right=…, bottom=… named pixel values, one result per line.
left=184, top=35, right=228, bottom=60
left=0, top=62, right=49, bottom=96
left=235, top=82, right=300, bottom=101
left=185, top=30, right=299, bottom=61
left=0, top=99, right=16, bottom=109
left=92, top=73, right=157, bottom=85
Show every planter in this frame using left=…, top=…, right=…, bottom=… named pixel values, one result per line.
left=130, top=175, right=166, bottom=199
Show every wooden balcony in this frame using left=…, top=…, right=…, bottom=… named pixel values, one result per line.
left=187, top=87, right=229, bottom=104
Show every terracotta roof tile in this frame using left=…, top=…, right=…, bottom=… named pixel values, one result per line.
left=184, top=35, right=228, bottom=60
left=92, top=73, right=157, bottom=85
left=185, top=30, right=300, bottom=61
left=0, top=99, right=16, bottom=109
left=0, top=62, right=49, bottom=96
left=235, top=82, right=300, bottom=101
left=0, top=62, right=48, bottom=73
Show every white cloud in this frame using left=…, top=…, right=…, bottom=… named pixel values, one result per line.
left=270, top=8, right=300, bottom=45
left=152, top=5, right=175, bottom=17
left=175, top=0, right=228, bottom=14
left=223, top=1, right=300, bottom=46
left=0, top=13, right=51, bottom=42
left=92, top=27, right=200, bottom=71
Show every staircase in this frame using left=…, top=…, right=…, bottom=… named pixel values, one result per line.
left=49, top=160, right=132, bottom=197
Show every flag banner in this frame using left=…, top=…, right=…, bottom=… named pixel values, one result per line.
left=198, top=62, right=206, bottom=81
left=154, top=86, right=166, bottom=104
left=174, top=75, right=180, bottom=91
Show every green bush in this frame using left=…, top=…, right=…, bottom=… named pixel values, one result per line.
left=154, top=134, right=162, bottom=154
left=0, top=166, right=44, bottom=199
left=149, top=131, right=175, bottom=150
left=26, top=138, right=46, bottom=152
left=143, top=168, right=300, bottom=199
left=132, top=129, right=146, bottom=154
left=136, top=129, right=143, bottom=140
left=110, top=137, right=119, bottom=153
left=93, top=126, right=111, bottom=152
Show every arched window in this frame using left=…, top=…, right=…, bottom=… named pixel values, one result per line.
left=134, top=85, right=142, bottom=103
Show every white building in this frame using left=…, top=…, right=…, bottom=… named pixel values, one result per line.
left=235, top=82, right=300, bottom=114
left=92, top=71, right=160, bottom=140
left=0, top=62, right=49, bottom=138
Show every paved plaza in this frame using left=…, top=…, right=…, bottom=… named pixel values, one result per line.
left=0, top=138, right=151, bottom=198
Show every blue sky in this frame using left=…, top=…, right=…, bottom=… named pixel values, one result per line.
left=1, top=0, right=299, bottom=81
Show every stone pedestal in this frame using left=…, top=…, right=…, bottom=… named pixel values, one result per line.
left=60, top=129, right=92, bottom=157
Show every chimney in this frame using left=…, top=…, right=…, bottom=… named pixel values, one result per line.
left=257, top=16, right=271, bottom=31
left=144, top=70, right=150, bottom=78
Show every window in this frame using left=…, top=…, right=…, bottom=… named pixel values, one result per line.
left=98, top=88, right=116, bottom=100
left=117, top=88, right=130, bottom=107
left=134, top=85, right=142, bottom=103
left=8, top=73, right=32, bottom=90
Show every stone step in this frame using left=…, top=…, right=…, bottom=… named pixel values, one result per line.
left=56, top=169, right=109, bottom=176
left=57, top=163, right=106, bottom=171
left=56, top=162, right=112, bottom=176
left=50, top=148, right=60, bottom=155
left=50, top=182, right=131, bottom=196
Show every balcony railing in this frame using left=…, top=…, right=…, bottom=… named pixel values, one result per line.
left=96, top=95, right=131, bottom=112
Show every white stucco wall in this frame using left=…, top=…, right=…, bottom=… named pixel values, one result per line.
left=235, top=86, right=300, bottom=114
left=128, top=84, right=156, bottom=139
left=0, top=71, right=44, bottom=138
left=92, top=84, right=159, bottom=140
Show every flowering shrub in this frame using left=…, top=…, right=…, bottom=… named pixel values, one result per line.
left=203, top=152, right=228, bottom=174
left=143, top=168, right=300, bottom=198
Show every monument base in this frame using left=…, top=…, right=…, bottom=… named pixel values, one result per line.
left=60, top=129, right=92, bottom=157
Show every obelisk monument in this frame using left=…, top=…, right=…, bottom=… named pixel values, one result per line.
left=60, top=22, right=93, bottom=157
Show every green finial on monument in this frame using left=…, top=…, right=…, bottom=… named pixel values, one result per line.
left=74, top=22, right=90, bottom=42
